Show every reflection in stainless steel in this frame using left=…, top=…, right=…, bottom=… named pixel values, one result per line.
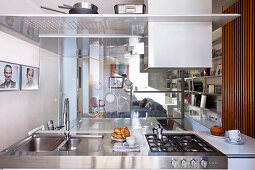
left=0, top=16, right=39, bottom=41
left=63, top=98, right=71, bottom=140
left=0, top=118, right=227, bottom=169
left=14, top=137, right=65, bottom=152
left=59, top=138, right=81, bottom=151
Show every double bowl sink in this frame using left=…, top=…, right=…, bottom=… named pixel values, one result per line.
left=5, top=133, right=103, bottom=153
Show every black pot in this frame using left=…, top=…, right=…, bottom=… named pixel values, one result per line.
left=69, top=8, right=98, bottom=14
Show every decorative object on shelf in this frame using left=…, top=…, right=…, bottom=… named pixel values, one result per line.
left=109, top=77, right=123, bottom=88
left=200, top=95, right=207, bottom=108
left=21, top=66, right=39, bottom=90
left=166, top=80, right=171, bottom=89
left=188, top=69, right=200, bottom=77
left=214, top=49, right=222, bottom=58
left=212, top=49, right=216, bottom=58
left=0, top=61, right=20, bottom=91
left=200, top=69, right=204, bottom=76
left=110, top=64, right=129, bottom=78
left=204, top=68, right=210, bottom=76
left=215, top=85, right=222, bottom=94
left=215, top=64, right=222, bottom=76
left=191, top=94, right=196, bottom=105
left=193, top=81, right=203, bottom=92
left=208, top=85, right=215, bottom=94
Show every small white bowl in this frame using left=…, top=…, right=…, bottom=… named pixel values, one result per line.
left=126, top=136, right=136, bottom=146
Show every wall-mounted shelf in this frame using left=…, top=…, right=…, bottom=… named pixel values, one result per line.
left=184, top=90, right=221, bottom=96
left=186, top=104, right=221, bottom=115
left=184, top=75, right=222, bottom=80
left=0, top=14, right=240, bottom=36
left=133, top=90, right=182, bottom=93
left=212, top=56, right=222, bottom=61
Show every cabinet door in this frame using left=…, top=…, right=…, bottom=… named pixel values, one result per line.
left=228, top=158, right=255, bottom=170
left=184, top=116, right=210, bottom=131
left=147, top=22, right=212, bottom=69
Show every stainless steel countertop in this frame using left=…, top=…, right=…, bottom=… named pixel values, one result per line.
left=0, top=118, right=226, bottom=169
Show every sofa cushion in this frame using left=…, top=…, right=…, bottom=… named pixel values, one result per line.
left=145, top=101, right=153, bottom=108
left=139, top=98, right=147, bottom=107
left=132, top=100, right=140, bottom=106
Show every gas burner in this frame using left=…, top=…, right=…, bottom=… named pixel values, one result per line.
left=146, top=134, right=216, bottom=153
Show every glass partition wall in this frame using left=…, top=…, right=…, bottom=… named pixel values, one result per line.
left=54, top=36, right=185, bottom=128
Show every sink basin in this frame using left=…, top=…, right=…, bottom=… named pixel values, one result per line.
left=59, top=138, right=81, bottom=151
left=15, top=136, right=65, bottom=152
left=7, top=134, right=103, bottom=153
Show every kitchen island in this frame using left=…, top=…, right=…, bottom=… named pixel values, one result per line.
left=0, top=118, right=254, bottom=169
left=0, top=118, right=193, bottom=169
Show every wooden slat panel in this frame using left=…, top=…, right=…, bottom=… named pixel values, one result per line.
left=222, top=0, right=255, bottom=138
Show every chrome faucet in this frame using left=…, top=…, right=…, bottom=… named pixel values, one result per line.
left=63, top=98, right=70, bottom=140
left=152, top=124, right=163, bottom=139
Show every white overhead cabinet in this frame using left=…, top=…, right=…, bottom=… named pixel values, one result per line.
left=145, top=0, right=213, bottom=69
left=147, top=22, right=212, bottom=69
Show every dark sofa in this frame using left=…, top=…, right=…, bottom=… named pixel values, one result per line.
left=132, top=98, right=167, bottom=117
left=105, top=98, right=167, bottom=118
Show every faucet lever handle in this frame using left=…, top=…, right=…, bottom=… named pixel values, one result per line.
left=152, top=127, right=156, bottom=134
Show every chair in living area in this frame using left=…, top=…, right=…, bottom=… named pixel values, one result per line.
left=90, top=97, right=106, bottom=115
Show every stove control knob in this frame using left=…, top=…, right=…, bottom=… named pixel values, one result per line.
left=171, top=159, right=178, bottom=168
left=181, top=159, right=187, bottom=167
left=190, top=159, right=197, bottom=168
left=200, top=159, right=208, bottom=168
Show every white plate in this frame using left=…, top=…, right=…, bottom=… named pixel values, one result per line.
left=123, top=142, right=140, bottom=149
left=207, top=132, right=225, bottom=139
left=111, top=136, right=126, bottom=142
left=225, top=137, right=244, bottom=145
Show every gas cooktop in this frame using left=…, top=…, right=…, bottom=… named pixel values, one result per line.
left=145, top=133, right=227, bottom=169
left=146, top=133, right=215, bottom=152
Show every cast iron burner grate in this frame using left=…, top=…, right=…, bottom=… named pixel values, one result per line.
left=146, top=134, right=215, bottom=152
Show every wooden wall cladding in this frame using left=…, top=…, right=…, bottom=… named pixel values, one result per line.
left=222, top=0, right=255, bottom=138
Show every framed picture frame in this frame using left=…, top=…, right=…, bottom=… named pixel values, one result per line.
left=21, top=66, right=39, bottom=90
left=0, top=61, right=20, bottom=91
left=109, top=77, right=123, bottom=88
left=110, top=64, right=129, bottom=78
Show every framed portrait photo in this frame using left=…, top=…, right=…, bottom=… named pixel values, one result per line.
left=0, top=61, right=20, bottom=91
left=109, top=77, right=123, bottom=88
left=21, top=66, right=39, bottom=90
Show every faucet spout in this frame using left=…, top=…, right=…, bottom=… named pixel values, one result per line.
left=63, top=98, right=70, bottom=140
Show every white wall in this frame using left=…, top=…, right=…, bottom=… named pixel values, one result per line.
left=0, top=32, right=59, bottom=151
left=38, top=47, right=58, bottom=126
left=0, top=31, right=40, bottom=150
left=0, top=0, right=59, bottom=150
left=0, top=0, right=45, bottom=14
